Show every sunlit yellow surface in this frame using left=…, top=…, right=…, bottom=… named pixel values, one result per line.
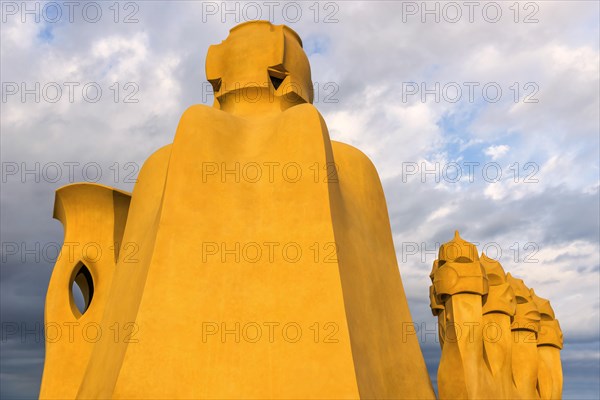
left=430, top=232, right=563, bottom=399
left=40, top=21, right=434, bottom=399
left=40, top=21, right=563, bottom=400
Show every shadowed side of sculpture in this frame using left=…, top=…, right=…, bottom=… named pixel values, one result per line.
left=430, top=232, right=563, bottom=399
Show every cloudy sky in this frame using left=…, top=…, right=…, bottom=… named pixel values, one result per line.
left=1, top=1, right=598, bottom=398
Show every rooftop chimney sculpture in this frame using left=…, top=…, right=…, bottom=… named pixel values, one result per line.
left=40, top=21, right=562, bottom=399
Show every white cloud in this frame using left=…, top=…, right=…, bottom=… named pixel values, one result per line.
left=484, top=144, right=510, bottom=160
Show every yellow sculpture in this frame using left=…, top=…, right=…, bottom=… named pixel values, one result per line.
left=40, top=21, right=434, bottom=399
left=430, top=232, right=563, bottom=399
left=40, top=21, right=562, bottom=399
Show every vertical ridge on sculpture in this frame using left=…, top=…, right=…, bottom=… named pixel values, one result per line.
left=430, top=232, right=563, bottom=399
left=76, top=144, right=172, bottom=399
left=480, top=253, right=516, bottom=398
left=531, top=289, right=564, bottom=399
left=509, top=274, right=541, bottom=398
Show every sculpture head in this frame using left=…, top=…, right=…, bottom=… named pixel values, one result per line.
left=479, top=252, right=507, bottom=286
left=506, top=273, right=532, bottom=304
left=206, top=21, right=313, bottom=112
left=530, top=289, right=555, bottom=320
left=433, top=232, right=488, bottom=303
left=530, top=289, right=563, bottom=348
left=480, top=254, right=516, bottom=316
left=438, top=231, right=480, bottom=264
left=507, top=273, right=541, bottom=332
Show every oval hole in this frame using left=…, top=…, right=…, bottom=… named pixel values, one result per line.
left=71, top=263, right=94, bottom=315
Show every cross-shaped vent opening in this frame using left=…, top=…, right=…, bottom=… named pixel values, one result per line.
left=268, top=66, right=288, bottom=90
left=208, top=78, right=222, bottom=93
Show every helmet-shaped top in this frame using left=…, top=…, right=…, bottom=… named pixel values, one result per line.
left=438, top=231, right=480, bottom=264
left=206, top=21, right=313, bottom=106
left=480, top=252, right=507, bottom=286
